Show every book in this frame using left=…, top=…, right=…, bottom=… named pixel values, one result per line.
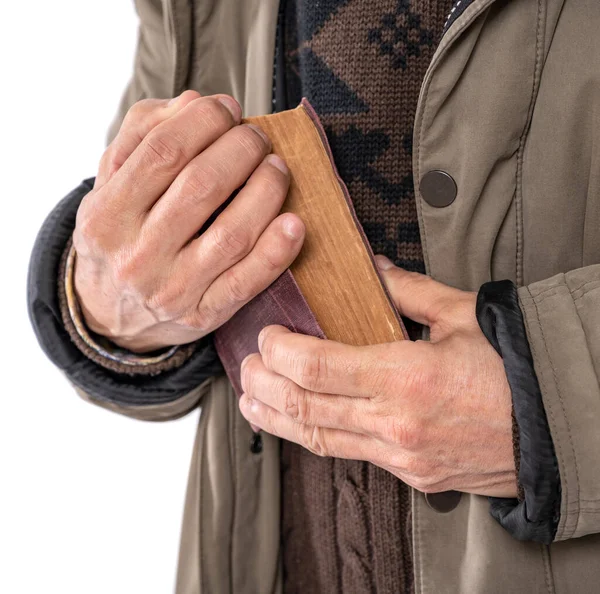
left=214, top=99, right=406, bottom=398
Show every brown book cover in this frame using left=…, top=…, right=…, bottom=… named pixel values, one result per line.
left=214, top=99, right=407, bottom=398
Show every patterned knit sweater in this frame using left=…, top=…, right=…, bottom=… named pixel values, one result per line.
left=277, top=1, right=454, bottom=592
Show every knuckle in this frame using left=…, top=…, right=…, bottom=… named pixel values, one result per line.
left=144, top=130, right=187, bottom=171
left=111, top=250, right=147, bottom=288
left=210, top=225, right=252, bottom=260
left=401, top=455, right=427, bottom=477
left=298, top=347, right=329, bottom=392
left=126, top=98, right=155, bottom=122
left=178, top=90, right=202, bottom=103
left=97, top=147, right=113, bottom=173
left=144, top=284, right=186, bottom=321
left=408, top=476, right=428, bottom=492
left=75, top=209, right=100, bottom=245
left=256, top=167, right=290, bottom=199
left=223, top=268, right=251, bottom=306
left=178, top=165, right=221, bottom=200
left=302, top=425, right=330, bottom=458
left=259, top=243, right=285, bottom=274
left=74, top=205, right=112, bottom=255
left=384, top=416, right=422, bottom=450
left=194, top=297, right=221, bottom=334
left=410, top=474, right=438, bottom=494
left=282, top=381, right=303, bottom=422
left=238, top=125, right=270, bottom=155
left=191, top=97, right=233, bottom=132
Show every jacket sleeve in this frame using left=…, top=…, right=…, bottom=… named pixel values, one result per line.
left=27, top=179, right=223, bottom=422
left=517, top=266, right=600, bottom=542
left=26, top=2, right=219, bottom=421
left=476, top=266, right=600, bottom=544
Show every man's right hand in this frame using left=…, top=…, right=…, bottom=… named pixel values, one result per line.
left=73, top=91, right=305, bottom=353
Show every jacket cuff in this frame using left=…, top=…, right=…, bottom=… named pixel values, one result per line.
left=476, top=280, right=561, bottom=544
left=27, top=179, right=223, bottom=408
left=58, top=239, right=196, bottom=375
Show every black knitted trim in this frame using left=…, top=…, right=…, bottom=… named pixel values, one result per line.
left=27, top=178, right=223, bottom=408
left=476, top=280, right=561, bottom=544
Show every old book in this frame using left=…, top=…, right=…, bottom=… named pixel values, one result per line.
left=214, top=99, right=406, bottom=398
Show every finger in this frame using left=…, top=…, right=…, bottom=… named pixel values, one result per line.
left=257, top=325, right=403, bottom=397
left=192, top=213, right=304, bottom=331
left=98, top=94, right=243, bottom=218
left=239, top=394, right=373, bottom=461
left=240, top=353, right=374, bottom=433
left=374, top=255, right=462, bottom=326
left=145, top=129, right=276, bottom=252
left=95, top=90, right=202, bottom=188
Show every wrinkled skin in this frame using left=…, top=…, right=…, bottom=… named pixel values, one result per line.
left=239, top=257, right=517, bottom=498
left=74, top=91, right=305, bottom=352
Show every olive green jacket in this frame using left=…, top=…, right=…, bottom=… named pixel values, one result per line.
left=80, top=0, right=600, bottom=592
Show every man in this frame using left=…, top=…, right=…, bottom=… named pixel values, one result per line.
left=28, top=0, right=600, bottom=592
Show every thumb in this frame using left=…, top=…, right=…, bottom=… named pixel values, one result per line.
left=374, top=255, right=461, bottom=327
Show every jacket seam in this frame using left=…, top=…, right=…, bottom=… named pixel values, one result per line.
left=414, top=490, right=425, bottom=594
left=520, top=288, right=567, bottom=541
left=541, top=543, right=555, bottom=594
left=170, top=0, right=188, bottom=95
left=519, top=274, right=600, bottom=303
left=228, top=387, right=237, bottom=594
left=515, top=0, right=546, bottom=287
left=572, top=281, right=600, bottom=301
left=565, top=276, right=600, bottom=421
left=530, top=289, right=580, bottom=540
left=534, top=286, right=571, bottom=307
left=199, top=405, right=207, bottom=593
left=564, top=508, right=600, bottom=514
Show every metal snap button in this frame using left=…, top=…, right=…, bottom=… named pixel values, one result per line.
left=419, top=170, right=457, bottom=208
left=425, top=490, right=462, bottom=513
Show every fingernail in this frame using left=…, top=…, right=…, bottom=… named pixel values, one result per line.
left=375, top=255, right=394, bottom=270
left=168, top=94, right=181, bottom=106
left=218, top=96, right=242, bottom=122
left=282, top=215, right=304, bottom=241
left=266, top=154, right=288, bottom=174
left=246, top=124, right=270, bottom=146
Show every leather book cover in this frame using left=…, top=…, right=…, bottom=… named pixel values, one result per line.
left=214, top=99, right=407, bottom=398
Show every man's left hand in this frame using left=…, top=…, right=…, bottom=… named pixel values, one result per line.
left=239, top=255, right=517, bottom=498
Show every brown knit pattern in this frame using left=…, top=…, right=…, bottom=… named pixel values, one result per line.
left=279, top=1, right=453, bottom=592
left=57, top=238, right=197, bottom=376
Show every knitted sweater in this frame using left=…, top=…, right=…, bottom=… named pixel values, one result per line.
left=277, top=1, right=454, bottom=592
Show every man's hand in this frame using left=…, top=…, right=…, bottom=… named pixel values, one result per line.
left=238, top=256, right=517, bottom=498
left=73, top=91, right=304, bottom=352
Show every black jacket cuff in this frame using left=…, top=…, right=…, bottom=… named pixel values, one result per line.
left=476, top=280, right=561, bottom=544
left=27, top=179, right=223, bottom=408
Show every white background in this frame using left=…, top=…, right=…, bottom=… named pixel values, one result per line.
left=1, top=3, right=200, bottom=592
